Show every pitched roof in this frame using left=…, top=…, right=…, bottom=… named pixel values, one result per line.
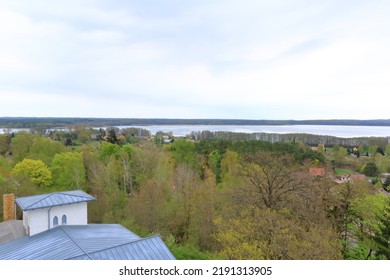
left=0, top=224, right=175, bottom=260
left=309, top=167, right=325, bottom=176
left=350, top=174, right=366, bottom=181
left=15, top=190, right=96, bottom=211
left=0, top=220, right=24, bottom=244
left=69, top=236, right=175, bottom=260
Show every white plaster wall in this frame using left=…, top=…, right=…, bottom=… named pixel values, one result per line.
left=24, top=202, right=88, bottom=236
left=24, top=208, right=50, bottom=236
left=22, top=211, right=28, bottom=229
left=50, top=202, right=88, bottom=227
left=22, top=211, right=29, bottom=235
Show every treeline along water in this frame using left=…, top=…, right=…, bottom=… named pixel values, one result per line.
left=2, top=124, right=390, bottom=147
left=120, top=125, right=389, bottom=146
left=123, top=125, right=390, bottom=138
left=188, top=130, right=390, bottom=148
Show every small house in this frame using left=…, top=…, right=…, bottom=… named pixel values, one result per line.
left=309, top=167, right=325, bottom=177
left=15, top=190, right=95, bottom=236
left=334, top=173, right=367, bottom=184
left=0, top=190, right=175, bottom=260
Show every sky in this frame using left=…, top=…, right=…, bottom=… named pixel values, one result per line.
left=1, top=0, right=390, bottom=120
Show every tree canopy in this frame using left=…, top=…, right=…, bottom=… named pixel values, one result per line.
left=11, top=158, right=52, bottom=188
left=50, top=152, right=86, bottom=191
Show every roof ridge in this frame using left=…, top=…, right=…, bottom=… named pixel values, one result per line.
left=86, top=235, right=162, bottom=256
left=23, top=193, right=52, bottom=210
left=17, top=191, right=95, bottom=211
left=56, top=190, right=96, bottom=200
left=59, top=226, right=93, bottom=260
left=57, top=191, right=94, bottom=199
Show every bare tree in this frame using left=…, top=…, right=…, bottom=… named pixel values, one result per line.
left=242, top=152, right=302, bottom=209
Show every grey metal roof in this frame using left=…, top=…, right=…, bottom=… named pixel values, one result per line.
left=15, top=190, right=96, bottom=211
left=0, top=224, right=175, bottom=260
left=0, top=220, right=24, bottom=244
left=71, top=236, right=176, bottom=260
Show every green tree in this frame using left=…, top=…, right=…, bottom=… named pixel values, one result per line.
left=332, top=145, right=348, bottom=162
left=383, top=177, right=390, bottom=192
left=368, top=145, right=379, bottom=156
left=208, top=150, right=222, bottom=184
left=317, top=144, right=325, bottom=155
left=50, top=152, right=86, bottom=190
left=220, top=150, right=240, bottom=187
left=187, top=168, right=217, bottom=251
left=165, top=235, right=210, bottom=260
left=169, top=163, right=198, bottom=243
left=11, top=159, right=52, bottom=188
left=0, top=134, right=11, bottom=155
left=386, top=145, right=390, bottom=156
left=106, top=128, right=118, bottom=144
left=11, top=132, right=37, bottom=163
left=214, top=206, right=342, bottom=260
left=127, top=179, right=170, bottom=235
left=75, top=128, right=92, bottom=144
left=375, top=154, right=390, bottom=173
left=347, top=194, right=389, bottom=259
left=171, top=139, right=199, bottom=171
left=0, top=155, right=11, bottom=175
left=374, top=197, right=390, bottom=259
left=361, top=163, right=379, bottom=177
left=28, top=137, right=68, bottom=165
left=98, top=141, right=120, bottom=161
left=376, top=147, right=385, bottom=156
left=328, top=180, right=372, bottom=257
left=359, top=145, right=368, bottom=156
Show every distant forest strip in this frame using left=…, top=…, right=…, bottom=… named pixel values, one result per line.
left=189, top=131, right=390, bottom=148
left=1, top=117, right=390, bottom=128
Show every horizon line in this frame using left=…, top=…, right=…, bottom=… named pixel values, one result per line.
left=1, top=117, right=390, bottom=121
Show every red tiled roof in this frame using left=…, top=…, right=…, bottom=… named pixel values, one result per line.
left=309, top=167, right=325, bottom=176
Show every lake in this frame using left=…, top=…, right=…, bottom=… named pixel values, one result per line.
left=1, top=125, right=390, bottom=138
left=116, top=125, right=390, bottom=138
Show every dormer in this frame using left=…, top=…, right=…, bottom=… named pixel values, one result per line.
left=15, top=190, right=96, bottom=236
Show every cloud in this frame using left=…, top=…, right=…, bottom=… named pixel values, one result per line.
left=1, top=0, right=390, bottom=119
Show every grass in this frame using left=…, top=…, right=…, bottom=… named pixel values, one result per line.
left=334, top=168, right=355, bottom=175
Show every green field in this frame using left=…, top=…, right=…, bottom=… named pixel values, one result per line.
left=334, top=168, right=355, bottom=175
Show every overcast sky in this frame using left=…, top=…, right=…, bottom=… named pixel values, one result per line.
left=1, top=0, right=389, bottom=119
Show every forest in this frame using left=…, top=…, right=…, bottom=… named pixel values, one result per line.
left=0, top=126, right=389, bottom=260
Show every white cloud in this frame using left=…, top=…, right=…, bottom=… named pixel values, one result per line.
left=1, top=1, right=390, bottom=119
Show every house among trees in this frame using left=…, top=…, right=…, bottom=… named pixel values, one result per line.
left=309, top=167, right=325, bottom=177
left=334, top=173, right=367, bottom=184
left=0, top=190, right=175, bottom=260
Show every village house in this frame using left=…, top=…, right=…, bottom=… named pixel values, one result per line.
left=0, top=190, right=175, bottom=260
left=309, top=167, right=325, bottom=177
left=334, top=173, right=367, bottom=184
left=310, top=144, right=326, bottom=153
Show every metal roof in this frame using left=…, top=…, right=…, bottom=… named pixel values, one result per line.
left=70, top=236, right=176, bottom=260
left=15, top=190, right=96, bottom=211
left=0, top=220, right=24, bottom=244
left=0, top=224, right=175, bottom=260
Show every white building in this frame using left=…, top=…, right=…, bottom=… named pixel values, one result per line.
left=15, top=190, right=95, bottom=236
left=0, top=190, right=175, bottom=260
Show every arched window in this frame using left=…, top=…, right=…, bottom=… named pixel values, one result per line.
left=53, top=216, right=58, bottom=226
left=62, top=215, right=67, bottom=225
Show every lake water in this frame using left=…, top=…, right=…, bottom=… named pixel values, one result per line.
left=118, top=125, right=390, bottom=138
left=2, top=125, right=390, bottom=138
left=0, top=128, right=30, bottom=134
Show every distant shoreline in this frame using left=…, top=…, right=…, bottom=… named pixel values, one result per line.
left=1, top=117, right=390, bottom=128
